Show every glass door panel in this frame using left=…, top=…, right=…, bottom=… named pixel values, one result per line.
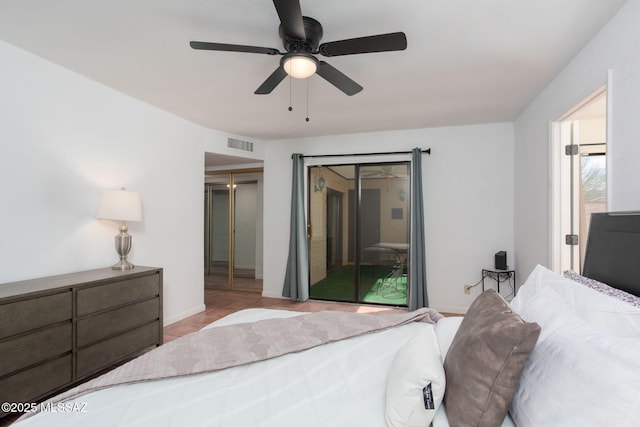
left=309, top=165, right=355, bottom=302
left=358, top=164, right=409, bottom=305
left=579, top=147, right=606, bottom=269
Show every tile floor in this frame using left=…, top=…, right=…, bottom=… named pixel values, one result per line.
left=203, top=272, right=263, bottom=292
left=163, top=287, right=407, bottom=342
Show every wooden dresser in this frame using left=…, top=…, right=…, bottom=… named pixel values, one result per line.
left=0, top=266, right=162, bottom=416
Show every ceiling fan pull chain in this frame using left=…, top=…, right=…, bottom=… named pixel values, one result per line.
left=306, top=79, right=310, bottom=122
left=288, top=74, right=293, bottom=112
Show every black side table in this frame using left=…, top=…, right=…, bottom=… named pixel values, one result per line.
left=482, top=268, right=516, bottom=296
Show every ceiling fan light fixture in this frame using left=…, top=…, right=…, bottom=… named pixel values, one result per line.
left=282, top=53, right=318, bottom=79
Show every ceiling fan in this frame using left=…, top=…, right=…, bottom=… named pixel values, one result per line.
left=190, top=0, right=407, bottom=96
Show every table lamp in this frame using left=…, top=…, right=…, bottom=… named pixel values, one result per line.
left=97, top=188, right=142, bottom=270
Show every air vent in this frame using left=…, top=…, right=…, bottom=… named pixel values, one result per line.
left=227, top=138, right=254, bottom=152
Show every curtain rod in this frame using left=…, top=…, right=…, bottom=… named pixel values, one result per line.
left=299, top=148, right=430, bottom=159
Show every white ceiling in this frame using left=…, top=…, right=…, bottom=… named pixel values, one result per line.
left=0, top=0, right=627, bottom=141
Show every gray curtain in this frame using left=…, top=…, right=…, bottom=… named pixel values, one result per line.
left=409, top=148, right=428, bottom=310
left=282, top=153, right=310, bottom=301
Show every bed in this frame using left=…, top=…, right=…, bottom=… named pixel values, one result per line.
left=14, top=212, right=640, bottom=426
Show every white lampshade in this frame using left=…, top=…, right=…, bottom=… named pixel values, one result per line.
left=97, top=188, right=142, bottom=222
left=283, top=55, right=318, bottom=79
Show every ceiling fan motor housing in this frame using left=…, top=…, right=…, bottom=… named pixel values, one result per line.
left=280, top=16, right=323, bottom=52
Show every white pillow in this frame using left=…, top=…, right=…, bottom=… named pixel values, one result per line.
left=510, top=286, right=640, bottom=427
left=434, top=316, right=463, bottom=361
left=511, top=265, right=640, bottom=338
left=385, top=326, right=446, bottom=427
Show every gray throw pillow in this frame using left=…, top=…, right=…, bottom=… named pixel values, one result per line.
left=443, top=290, right=540, bottom=427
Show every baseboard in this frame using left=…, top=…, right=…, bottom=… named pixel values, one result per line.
left=430, top=305, right=467, bottom=315
left=164, top=303, right=206, bottom=326
left=261, top=289, right=286, bottom=299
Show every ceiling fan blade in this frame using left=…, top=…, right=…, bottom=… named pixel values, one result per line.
left=272, top=0, right=306, bottom=40
left=316, top=61, right=363, bottom=96
left=319, top=32, right=407, bottom=57
left=255, top=66, right=288, bottom=94
left=190, top=41, right=280, bottom=55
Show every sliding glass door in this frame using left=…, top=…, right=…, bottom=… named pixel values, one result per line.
left=308, top=163, right=409, bottom=306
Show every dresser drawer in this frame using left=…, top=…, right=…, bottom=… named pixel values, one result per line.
left=76, top=321, right=160, bottom=379
left=77, top=298, right=160, bottom=347
left=0, top=355, right=72, bottom=411
left=0, top=292, right=72, bottom=340
left=0, top=323, right=72, bottom=377
left=76, top=273, right=160, bottom=316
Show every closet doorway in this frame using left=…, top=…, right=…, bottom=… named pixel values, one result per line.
left=204, top=169, right=263, bottom=292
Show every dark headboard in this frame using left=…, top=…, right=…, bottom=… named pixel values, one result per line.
left=583, top=211, right=640, bottom=297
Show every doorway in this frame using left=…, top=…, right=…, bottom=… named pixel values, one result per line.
left=204, top=170, right=264, bottom=292
left=551, top=88, right=608, bottom=273
left=308, top=163, right=410, bottom=306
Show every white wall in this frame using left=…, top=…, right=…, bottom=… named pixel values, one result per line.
left=264, top=123, right=514, bottom=313
left=0, top=40, right=269, bottom=325
left=514, top=0, right=640, bottom=279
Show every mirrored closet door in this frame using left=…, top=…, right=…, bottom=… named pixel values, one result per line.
left=204, top=170, right=263, bottom=292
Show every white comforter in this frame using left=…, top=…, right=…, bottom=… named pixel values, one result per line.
left=18, top=309, right=433, bottom=427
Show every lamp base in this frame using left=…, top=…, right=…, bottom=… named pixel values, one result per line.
left=112, top=225, right=134, bottom=270
left=111, top=259, right=135, bottom=270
